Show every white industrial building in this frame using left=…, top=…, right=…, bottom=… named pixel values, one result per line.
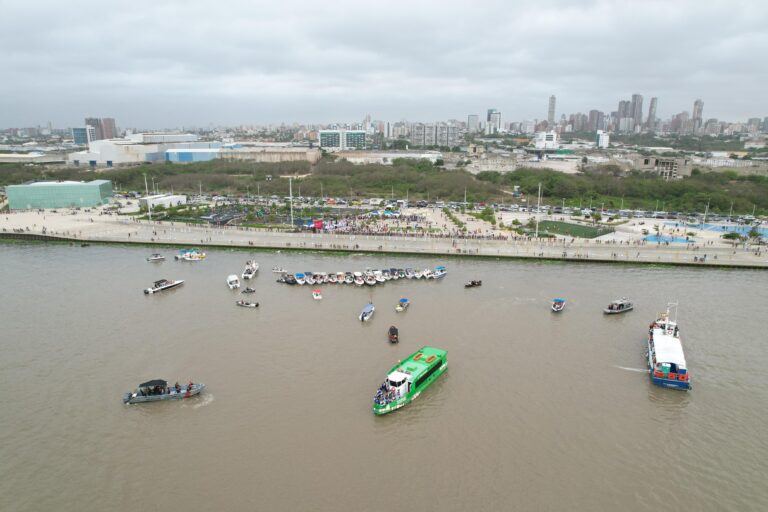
left=596, top=130, right=610, bottom=149
left=533, top=131, right=559, bottom=150
left=67, top=133, right=215, bottom=167
left=139, top=194, right=187, bottom=210
left=335, top=150, right=442, bottom=165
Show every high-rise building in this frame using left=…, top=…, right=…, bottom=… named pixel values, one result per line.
left=617, top=100, right=633, bottom=133
left=647, top=97, right=658, bottom=130
left=596, top=130, right=610, bottom=149
left=101, top=118, right=117, bottom=139
left=318, top=129, right=366, bottom=150
left=486, top=109, right=502, bottom=134
left=588, top=110, right=605, bottom=132
left=692, top=99, right=704, bottom=132
left=71, top=127, right=89, bottom=145
left=631, top=94, right=644, bottom=129
left=548, top=95, right=556, bottom=125
left=84, top=117, right=117, bottom=141
left=467, top=115, right=479, bottom=133
left=85, top=117, right=103, bottom=140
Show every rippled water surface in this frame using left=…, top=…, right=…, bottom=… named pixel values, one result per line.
left=1, top=243, right=767, bottom=511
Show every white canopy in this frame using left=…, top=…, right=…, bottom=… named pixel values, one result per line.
left=653, top=330, right=687, bottom=367
left=387, top=371, right=410, bottom=384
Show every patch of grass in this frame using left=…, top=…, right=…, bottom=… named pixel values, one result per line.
left=536, top=220, right=614, bottom=238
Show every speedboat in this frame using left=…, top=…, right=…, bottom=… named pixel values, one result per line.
left=365, top=274, right=377, bottom=286
left=359, top=302, right=375, bottom=322
left=282, top=274, right=297, bottom=285
left=241, top=287, right=256, bottom=294
left=647, top=303, right=690, bottom=390
left=395, top=298, right=410, bottom=312
left=405, top=268, right=415, bottom=279
left=388, top=326, right=399, bottom=343
left=432, top=266, right=447, bottom=279
left=382, top=269, right=392, bottom=280
left=422, top=269, right=434, bottom=279
left=146, top=253, right=165, bottom=262
left=227, top=274, right=241, bottom=289
left=177, top=249, right=206, bottom=261
left=236, top=300, right=259, bottom=308
left=465, top=280, right=482, bottom=288
left=551, top=298, right=566, bottom=312
left=272, top=266, right=286, bottom=273
left=374, top=270, right=386, bottom=283
left=345, top=272, right=355, bottom=285
left=316, top=272, right=329, bottom=284
left=390, top=268, right=400, bottom=280
left=312, top=289, right=323, bottom=300
left=397, top=269, right=406, bottom=279
left=604, top=298, right=633, bottom=314
left=414, top=269, right=424, bottom=279
left=144, top=279, right=184, bottom=294
left=295, top=273, right=306, bottom=285
left=305, top=273, right=316, bottom=285
left=353, top=272, right=364, bottom=286
left=328, top=273, right=338, bottom=284
left=337, top=272, right=346, bottom=283
left=123, top=379, right=204, bottom=404
left=242, top=260, right=259, bottom=279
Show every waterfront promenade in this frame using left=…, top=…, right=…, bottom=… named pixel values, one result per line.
left=2, top=207, right=766, bottom=268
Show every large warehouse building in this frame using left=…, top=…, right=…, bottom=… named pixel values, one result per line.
left=7, top=180, right=113, bottom=210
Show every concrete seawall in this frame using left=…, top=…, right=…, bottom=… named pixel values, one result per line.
left=3, top=219, right=766, bottom=269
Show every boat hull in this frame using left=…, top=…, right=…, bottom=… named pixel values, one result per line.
left=373, top=363, right=447, bottom=415
left=603, top=306, right=633, bottom=314
left=123, top=384, right=205, bottom=404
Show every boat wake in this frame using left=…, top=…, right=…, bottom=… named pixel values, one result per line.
left=183, top=393, right=214, bottom=409
left=616, top=366, right=649, bottom=373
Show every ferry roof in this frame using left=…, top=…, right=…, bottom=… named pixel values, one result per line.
left=390, top=346, right=447, bottom=381
left=653, top=331, right=687, bottom=367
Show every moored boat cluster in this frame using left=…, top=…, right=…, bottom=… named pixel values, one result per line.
left=276, top=266, right=447, bottom=286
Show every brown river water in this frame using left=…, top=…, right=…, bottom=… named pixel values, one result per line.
left=1, top=243, right=767, bottom=511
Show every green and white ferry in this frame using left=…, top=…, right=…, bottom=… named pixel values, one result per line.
left=372, top=346, right=448, bottom=415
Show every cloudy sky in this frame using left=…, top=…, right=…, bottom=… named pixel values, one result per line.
left=1, top=0, right=766, bottom=128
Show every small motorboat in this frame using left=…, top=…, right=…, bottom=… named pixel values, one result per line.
left=144, top=279, right=184, bottom=294
left=177, top=249, right=206, bottom=261
left=353, top=272, right=364, bottom=286
left=336, top=272, right=346, bottom=283
left=388, top=326, right=399, bottom=343
left=433, top=266, right=447, bottom=279
left=551, top=298, right=566, bottom=313
left=280, top=274, right=297, bottom=285
left=604, top=297, right=634, bottom=314
left=272, top=266, right=286, bottom=273
left=389, top=268, right=399, bottom=280
left=146, top=253, right=165, bottom=262
left=422, top=269, right=434, bottom=279
left=295, top=273, right=306, bottom=285
left=365, top=274, right=377, bottom=286
left=312, top=289, right=323, bottom=300
left=382, top=269, right=392, bottom=280
left=328, top=274, right=338, bottom=284
left=123, top=379, right=204, bottom=404
left=241, top=287, right=256, bottom=294
left=305, top=273, right=316, bottom=285
left=227, top=274, right=241, bottom=289
left=236, top=300, right=259, bottom=308
left=405, top=268, right=415, bottom=279
left=395, top=298, right=410, bottom=312
left=397, top=269, right=406, bottom=279
left=242, top=260, right=259, bottom=279
left=373, top=270, right=385, bottom=283
left=345, top=272, right=355, bottom=285
left=414, top=270, right=424, bottom=279
left=359, top=302, right=375, bottom=322
left=465, top=280, right=482, bottom=288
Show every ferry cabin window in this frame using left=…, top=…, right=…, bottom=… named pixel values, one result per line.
left=414, top=360, right=442, bottom=389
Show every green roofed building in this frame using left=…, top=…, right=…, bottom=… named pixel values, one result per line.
left=7, top=180, right=113, bottom=210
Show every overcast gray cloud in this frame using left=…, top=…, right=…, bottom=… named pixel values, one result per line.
left=1, top=0, right=766, bottom=128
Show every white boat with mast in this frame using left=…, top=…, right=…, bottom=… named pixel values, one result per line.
left=242, top=260, right=259, bottom=280
left=647, top=302, right=690, bottom=390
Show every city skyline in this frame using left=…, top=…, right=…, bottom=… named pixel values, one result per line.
left=1, top=0, right=767, bottom=127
